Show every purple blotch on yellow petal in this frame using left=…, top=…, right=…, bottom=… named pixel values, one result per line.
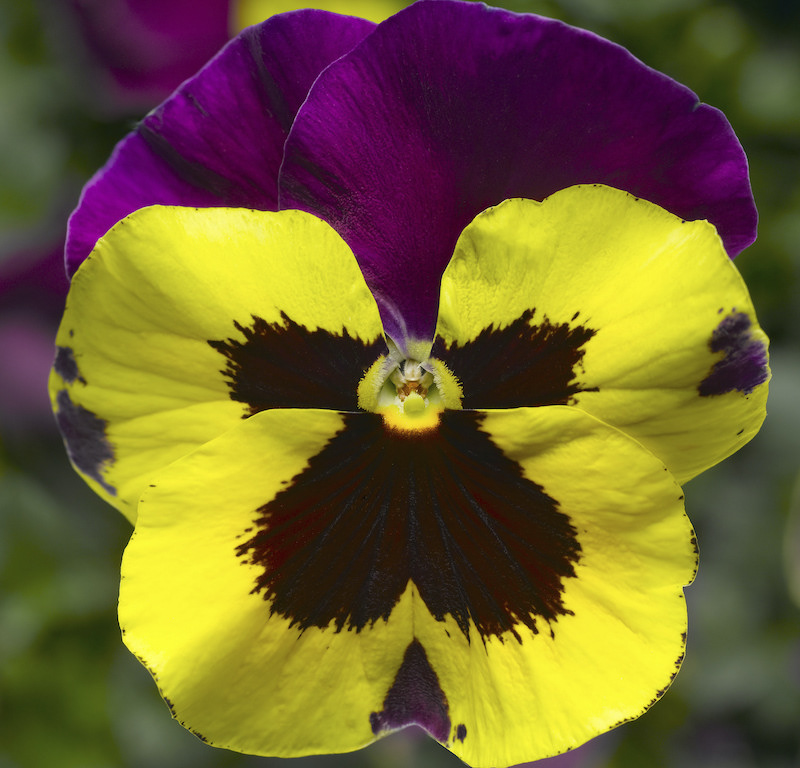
left=698, top=312, right=769, bottom=396
left=54, top=390, right=116, bottom=495
left=54, top=346, right=84, bottom=384
left=370, top=640, right=451, bottom=743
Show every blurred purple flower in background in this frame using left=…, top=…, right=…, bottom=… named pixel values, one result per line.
left=0, top=0, right=240, bottom=434
left=67, top=0, right=233, bottom=110
left=0, top=245, right=67, bottom=433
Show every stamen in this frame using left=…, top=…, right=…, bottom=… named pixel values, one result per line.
left=391, top=360, right=434, bottom=401
left=382, top=358, right=441, bottom=430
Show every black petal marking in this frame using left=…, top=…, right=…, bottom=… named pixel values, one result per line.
left=54, top=346, right=83, bottom=384
left=370, top=640, right=451, bottom=743
left=139, top=122, right=257, bottom=204
left=699, top=312, right=768, bottom=396
left=237, top=411, right=581, bottom=642
left=55, top=390, right=116, bottom=495
left=209, top=312, right=387, bottom=415
left=432, top=309, right=596, bottom=408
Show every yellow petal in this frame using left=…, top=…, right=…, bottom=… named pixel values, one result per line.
left=434, top=185, right=769, bottom=483
left=49, top=206, right=384, bottom=520
left=120, top=404, right=694, bottom=766
left=234, top=0, right=406, bottom=27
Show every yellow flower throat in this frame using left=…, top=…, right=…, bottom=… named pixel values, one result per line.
left=358, top=354, right=463, bottom=433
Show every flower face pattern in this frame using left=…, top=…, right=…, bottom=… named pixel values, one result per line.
left=49, top=3, right=769, bottom=767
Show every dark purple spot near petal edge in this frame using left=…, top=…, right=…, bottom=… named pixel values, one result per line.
left=370, top=640, right=451, bottom=743
left=54, top=346, right=83, bottom=384
left=698, top=312, right=768, bottom=396
left=54, top=390, right=116, bottom=495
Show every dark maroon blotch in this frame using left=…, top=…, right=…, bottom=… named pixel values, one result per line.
left=698, top=312, right=768, bottom=396
left=370, top=640, right=451, bottom=743
left=431, top=308, right=596, bottom=409
left=208, top=312, right=386, bottom=415
left=54, top=390, right=116, bottom=494
left=456, top=723, right=467, bottom=742
left=237, top=410, right=580, bottom=642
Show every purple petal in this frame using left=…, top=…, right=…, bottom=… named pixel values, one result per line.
left=66, top=10, right=376, bottom=276
left=280, top=0, right=756, bottom=343
left=66, top=133, right=223, bottom=277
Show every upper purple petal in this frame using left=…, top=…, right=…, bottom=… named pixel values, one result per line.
left=66, top=10, right=376, bottom=277
left=279, top=0, right=757, bottom=343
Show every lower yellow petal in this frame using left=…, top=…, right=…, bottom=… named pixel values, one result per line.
left=120, top=403, right=695, bottom=766
left=120, top=408, right=412, bottom=756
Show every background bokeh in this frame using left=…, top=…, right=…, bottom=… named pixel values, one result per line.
left=1, top=1, right=798, bottom=767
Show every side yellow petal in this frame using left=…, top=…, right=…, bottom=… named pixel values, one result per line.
left=49, top=206, right=384, bottom=520
left=435, top=185, right=769, bottom=483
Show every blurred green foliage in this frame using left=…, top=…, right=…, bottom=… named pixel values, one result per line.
left=1, top=0, right=798, bottom=767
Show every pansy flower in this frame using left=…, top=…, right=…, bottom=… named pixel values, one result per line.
left=50, top=2, right=769, bottom=766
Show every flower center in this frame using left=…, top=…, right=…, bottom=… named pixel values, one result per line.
left=357, top=353, right=463, bottom=431
left=391, top=360, right=433, bottom=403
left=380, top=359, right=439, bottom=431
